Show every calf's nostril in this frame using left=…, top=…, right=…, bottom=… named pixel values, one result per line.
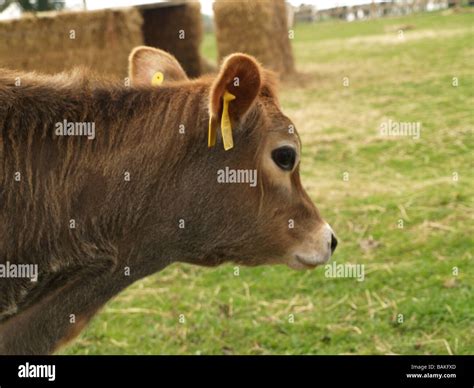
left=330, top=233, right=338, bottom=254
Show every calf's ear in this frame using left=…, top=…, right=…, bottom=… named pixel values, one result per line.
left=128, top=46, right=188, bottom=86
left=209, top=53, right=262, bottom=150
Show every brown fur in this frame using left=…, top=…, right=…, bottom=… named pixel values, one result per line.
left=0, top=51, right=326, bottom=354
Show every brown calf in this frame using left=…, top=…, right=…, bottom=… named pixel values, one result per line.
left=0, top=47, right=337, bottom=354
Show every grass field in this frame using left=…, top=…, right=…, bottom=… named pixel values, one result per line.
left=63, top=9, right=473, bottom=355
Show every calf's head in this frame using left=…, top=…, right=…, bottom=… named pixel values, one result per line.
left=129, top=47, right=337, bottom=270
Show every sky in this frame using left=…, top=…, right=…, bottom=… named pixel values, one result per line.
left=75, top=1, right=385, bottom=13
left=200, top=1, right=386, bottom=13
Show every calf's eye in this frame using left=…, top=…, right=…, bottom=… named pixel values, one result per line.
left=271, top=146, right=296, bottom=171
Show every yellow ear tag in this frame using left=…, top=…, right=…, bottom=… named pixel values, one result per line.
left=208, top=115, right=218, bottom=148
left=221, top=90, right=236, bottom=151
left=151, top=71, right=164, bottom=86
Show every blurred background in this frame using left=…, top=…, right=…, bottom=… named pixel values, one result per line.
left=1, top=0, right=472, bottom=354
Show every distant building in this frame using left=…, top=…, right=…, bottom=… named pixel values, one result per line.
left=294, top=4, right=317, bottom=23
left=293, top=0, right=450, bottom=23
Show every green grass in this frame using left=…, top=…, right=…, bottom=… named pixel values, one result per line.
left=63, top=10, right=474, bottom=355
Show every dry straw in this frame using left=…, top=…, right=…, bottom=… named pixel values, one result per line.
left=213, top=0, right=295, bottom=76
left=0, top=8, right=143, bottom=79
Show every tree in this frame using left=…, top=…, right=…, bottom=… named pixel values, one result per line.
left=0, top=0, right=65, bottom=13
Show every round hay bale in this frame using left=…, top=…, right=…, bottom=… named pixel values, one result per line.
left=0, top=8, right=144, bottom=79
left=213, top=0, right=295, bottom=75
